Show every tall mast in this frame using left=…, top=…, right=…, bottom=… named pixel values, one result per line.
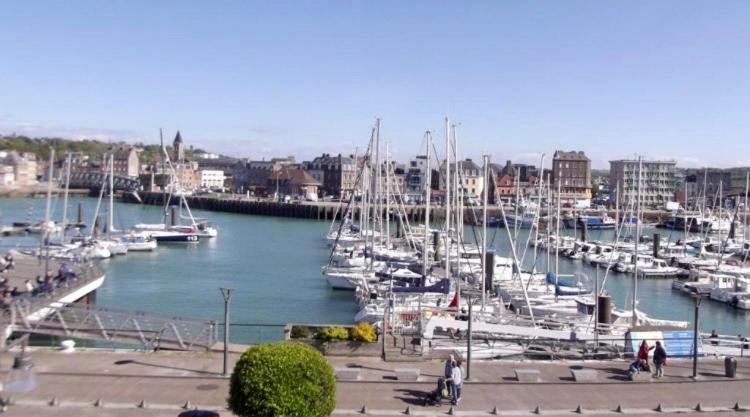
left=108, top=153, right=114, bottom=239
left=42, top=147, right=55, bottom=251
left=555, top=172, right=561, bottom=277
left=60, top=153, right=72, bottom=244
left=444, top=118, right=451, bottom=284
left=481, top=154, right=489, bottom=309
left=374, top=118, right=382, bottom=245
left=385, top=141, right=391, bottom=249
left=632, top=157, right=642, bottom=321
left=423, top=131, right=432, bottom=278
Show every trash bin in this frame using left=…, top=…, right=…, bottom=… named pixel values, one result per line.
left=725, top=356, right=738, bottom=378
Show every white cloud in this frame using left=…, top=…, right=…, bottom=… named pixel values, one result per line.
left=0, top=119, right=144, bottom=143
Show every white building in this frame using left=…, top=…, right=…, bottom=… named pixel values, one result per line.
left=200, top=169, right=225, bottom=189
left=0, top=166, right=14, bottom=186
left=609, top=159, right=676, bottom=207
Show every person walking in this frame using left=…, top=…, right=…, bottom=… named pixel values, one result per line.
left=653, top=341, right=667, bottom=378
left=449, top=359, right=463, bottom=406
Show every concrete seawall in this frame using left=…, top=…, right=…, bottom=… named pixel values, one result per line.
left=121, top=191, right=676, bottom=225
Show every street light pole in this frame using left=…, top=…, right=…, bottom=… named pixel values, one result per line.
left=466, top=295, right=473, bottom=381
left=692, top=295, right=701, bottom=379
left=220, top=288, right=233, bottom=376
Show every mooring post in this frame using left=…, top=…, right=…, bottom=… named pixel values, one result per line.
left=220, top=287, right=233, bottom=376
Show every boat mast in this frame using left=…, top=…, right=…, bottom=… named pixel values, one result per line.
left=481, top=154, right=489, bottom=309
left=385, top=141, right=390, bottom=249
left=42, top=147, right=55, bottom=270
left=555, top=171, right=561, bottom=278
left=60, top=153, right=72, bottom=244
left=423, top=131, right=432, bottom=278
left=108, top=154, right=114, bottom=239
left=744, top=172, right=749, bottom=243
left=374, top=118, right=382, bottom=246
left=632, top=156, right=642, bottom=322
left=444, top=118, right=451, bottom=287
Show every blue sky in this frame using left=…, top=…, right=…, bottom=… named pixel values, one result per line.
left=1, top=1, right=750, bottom=168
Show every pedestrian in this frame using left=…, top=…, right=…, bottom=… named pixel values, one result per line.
left=449, top=358, right=463, bottom=406
left=637, top=340, right=653, bottom=370
left=444, top=354, right=454, bottom=399
left=653, top=341, right=667, bottom=378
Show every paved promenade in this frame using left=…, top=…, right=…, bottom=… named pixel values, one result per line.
left=1, top=348, right=749, bottom=416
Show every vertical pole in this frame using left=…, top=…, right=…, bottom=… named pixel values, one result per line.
left=594, top=264, right=599, bottom=351
left=481, top=155, right=489, bottom=309
left=466, top=296, right=473, bottom=381
left=220, top=288, right=233, bottom=376
left=692, top=296, right=700, bottom=379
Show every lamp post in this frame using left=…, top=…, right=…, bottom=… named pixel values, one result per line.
left=692, top=294, right=702, bottom=379
left=220, top=288, right=233, bottom=376
left=463, top=289, right=481, bottom=381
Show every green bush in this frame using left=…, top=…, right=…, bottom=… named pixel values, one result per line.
left=228, top=342, right=336, bottom=417
left=349, top=322, right=377, bottom=343
left=315, top=326, right=349, bottom=342
left=290, top=325, right=311, bottom=339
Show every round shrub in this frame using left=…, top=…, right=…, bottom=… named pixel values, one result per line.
left=315, top=326, right=349, bottom=342
left=228, top=342, right=336, bottom=417
left=349, top=322, right=377, bottom=343
left=290, top=325, right=311, bottom=339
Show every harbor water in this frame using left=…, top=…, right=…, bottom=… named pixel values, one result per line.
left=1, top=196, right=749, bottom=344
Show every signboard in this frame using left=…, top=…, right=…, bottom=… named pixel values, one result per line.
left=626, top=330, right=702, bottom=358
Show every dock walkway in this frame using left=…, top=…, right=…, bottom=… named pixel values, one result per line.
left=1, top=348, right=749, bottom=416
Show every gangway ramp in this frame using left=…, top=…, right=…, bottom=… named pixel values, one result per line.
left=7, top=301, right=217, bottom=351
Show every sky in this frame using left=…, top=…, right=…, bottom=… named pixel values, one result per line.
left=1, top=1, right=750, bottom=169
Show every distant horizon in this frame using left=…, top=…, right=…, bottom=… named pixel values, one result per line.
left=2, top=2, right=750, bottom=169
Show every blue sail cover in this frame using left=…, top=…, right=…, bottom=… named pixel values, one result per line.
left=546, top=272, right=577, bottom=288
left=392, top=278, right=450, bottom=294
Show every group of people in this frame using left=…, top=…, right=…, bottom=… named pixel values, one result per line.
left=0, top=263, right=78, bottom=309
left=629, top=340, right=668, bottom=378
left=0, top=253, right=15, bottom=273
left=443, top=354, right=464, bottom=406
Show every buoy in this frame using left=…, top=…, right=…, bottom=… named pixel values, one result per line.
left=448, top=406, right=455, bottom=415
left=615, top=404, right=623, bottom=413
left=48, top=397, right=59, bottom=407
left=575, top=404, right=583, bottom=414
left=655, top=404, right=663, bottom=412
left=94, top=398, right=103, bottom=408
left=695, top=403, right=703, bottom=412
left=361, top=404, right=368, bottom=414
left=534, top=405, right=542, bottom=414
left=404, top=405, right=411, bottom=415
left=138, top=400, right=148, bottom=409
left=491, top=405, right=499, bottom=415
left=182, top=401, right=193, bottom=410
left=733, top=403, right=742, bottom=411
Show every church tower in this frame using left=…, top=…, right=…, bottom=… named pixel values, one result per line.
left=173, top=130, right=184, bottom=162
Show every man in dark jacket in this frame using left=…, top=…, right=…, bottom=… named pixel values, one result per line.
left=653, top=341, right=667, bottom=378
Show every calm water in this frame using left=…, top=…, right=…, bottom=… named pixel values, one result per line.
left=1, top=197, right=749, bottom=343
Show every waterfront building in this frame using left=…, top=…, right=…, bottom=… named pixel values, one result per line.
left=112, top=146, right=140, bottom=178
left=268, top=166, right=321, bottom=198
left=552, top=150, right=592, bottom=203
left=405, top=155, right=429, bottom=201
left=0, top=151, right=38, bottom=187
left=302, top=153, right=358, bottom=198
left=199, top=169, right=226, bottom=189
left=439, top=158, right=483, bottom=199
left=488, top=161, right=541, bottom=203
left=609, top=159, right=676, bottom=207
left=0, top=165, right=14, bottom=186
left=233, top=156, right=296, bottom=194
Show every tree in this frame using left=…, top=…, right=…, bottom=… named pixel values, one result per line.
left=228, top=342, right=336, bottom=417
